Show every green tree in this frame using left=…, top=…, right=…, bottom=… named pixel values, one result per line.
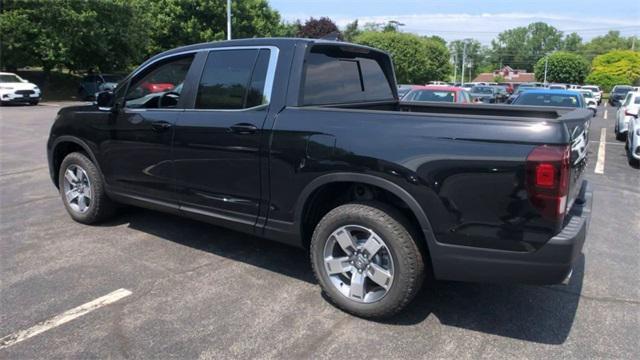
left=449, top=39, right=488, bottom=82
left=354, top=31, right=450, bottom=83
left=585, top=50, right=640, bottom=91
left=534, top=52, right=589, bottom=84
left=563, top=32, right=583, bottom=52
left=342, top=20, right=361, bottom=42
left=1, top=0, right=146, bottom=73
left=490, top=22, right=563, bottom=71
left=581, top=31, right=635, bottom=61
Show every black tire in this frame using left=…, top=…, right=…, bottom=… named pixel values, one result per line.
left=628, top=138, right=640, bottom=167
left=58, top=152, right=116, bottom=224
left=310, top=202, right=425, bottom=318
left=30, top=100, right=39, bottom=106
left=616, top=131, right=626, bottom=141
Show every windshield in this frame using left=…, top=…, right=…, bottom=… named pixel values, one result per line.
left=613, top=86, right=632, bottom=94
left=471, top=86, right=493, bottom=94
left=0, top=74, right=22, bottom=83
left=407, top=90, right=455, bottom=102
left=514, top=93, right=580, bottom=107
left=579, top=91, right=593, bottom=98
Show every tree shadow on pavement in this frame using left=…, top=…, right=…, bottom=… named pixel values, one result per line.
left=101, top=207, right=584, bottom=345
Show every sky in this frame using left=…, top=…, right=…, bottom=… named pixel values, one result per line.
left=270, top=0, right=640, bottom=44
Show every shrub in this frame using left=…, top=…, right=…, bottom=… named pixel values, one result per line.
left=533, top=52, right=589, bottom=84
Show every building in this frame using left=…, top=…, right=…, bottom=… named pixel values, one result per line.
left=472, top=66, right=536, bottom=83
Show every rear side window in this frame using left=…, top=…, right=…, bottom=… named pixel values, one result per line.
left=302, top=47, right=393, bottom=105
left=196, top=49, right=270, bottom=109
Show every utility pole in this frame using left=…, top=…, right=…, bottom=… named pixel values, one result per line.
left=452, top=54, right=458, bottom=84
left=460, top=41, right=467, bottom=85
left=227, top=0, right=232, bottom=40
left=543, top=55, right=549, bottom=85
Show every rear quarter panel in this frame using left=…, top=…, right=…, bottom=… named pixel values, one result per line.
left=268, top=107, right=570, bottom=252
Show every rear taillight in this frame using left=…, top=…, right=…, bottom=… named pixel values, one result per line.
left=525, top=145, right=570, bottom=221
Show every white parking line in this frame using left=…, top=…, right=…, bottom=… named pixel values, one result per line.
left=0, top=288, right=131, bottom=350
left=595, top=128, right=606, bottom=174
left=604, top=109, right=608, bottom=119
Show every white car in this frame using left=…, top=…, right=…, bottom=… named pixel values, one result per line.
left=0, top=72, right=41, bottom=105
left=627, top=107, right=640, bottom=167
left=615, top=91, right=640, bottom=141
left=577, top=89, right=598, bottom=116
left=581, top=85, right=602, bottom=105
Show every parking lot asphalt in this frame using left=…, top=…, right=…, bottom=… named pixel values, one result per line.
left=1, top=102, right=639, bottom=359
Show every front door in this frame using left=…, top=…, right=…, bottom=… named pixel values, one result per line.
left=173, top=48, right=275, bottom=230
left=101, top=54, right=195, bottom=202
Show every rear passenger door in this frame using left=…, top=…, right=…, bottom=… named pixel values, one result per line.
left=173, top=47, right=275, bottom=232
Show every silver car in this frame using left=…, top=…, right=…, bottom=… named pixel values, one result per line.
left=626, top=108, right=640, bottom=167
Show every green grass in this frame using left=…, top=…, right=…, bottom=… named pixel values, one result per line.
left=16, top=70, right=83, bottom=101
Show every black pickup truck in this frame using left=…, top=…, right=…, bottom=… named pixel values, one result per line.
left=47, top=38, right=592, bottom=318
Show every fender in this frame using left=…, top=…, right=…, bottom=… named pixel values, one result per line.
left=292, top=172, right=438, bottom=250
left=49, top=135, right=103, bottom=187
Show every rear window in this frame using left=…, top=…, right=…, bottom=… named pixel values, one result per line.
left=514, top=93, right=580, bottom=107
left=471, top=86, right=493, bottom=94
left=406, top=90, right=455, bottom=102
left=302, top=46, right=393, bottom=105
left=613, top=86, right=632, bottom=94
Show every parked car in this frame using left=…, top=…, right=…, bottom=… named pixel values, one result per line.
left=47, top=38, right=592, bottom=318
left=609, top=85, right=633, bottom=106
left=78, top=74, right=123, bottom=100
left=580, top=85, right=602, bottom=105
left=469, top=85, right=500, bottom=103
left=548, top=84, right=567, bottom=90
left=498, top=82, right=515, bottom=94
left=0, top=72, right=41, bottom=105
left=576, top=89, right=598, bottom=116
left=401, top=85, right=472, bottom=103
left=615, top=91, right=640, bottom=141
left=511, top=89, right=586, bottom=109
left=397, top=84, right=414, bottom=99
left=625, top=106, right=640, bottom=167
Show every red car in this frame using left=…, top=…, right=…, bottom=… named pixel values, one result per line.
left=140, top=81, right=175, bottom=94
left=401, top=85, right=473, bottom=103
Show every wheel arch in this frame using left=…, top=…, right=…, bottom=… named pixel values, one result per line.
left=293, top=173, right=437, bottom=252
left=50, top=136, right=102, bottom=188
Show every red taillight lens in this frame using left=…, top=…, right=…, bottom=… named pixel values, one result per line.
left=526, top=145, right=570, bottom=220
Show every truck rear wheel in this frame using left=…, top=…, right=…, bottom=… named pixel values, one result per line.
left=310, top=202, right=424, bottom=318
left=58, top=152, right=116, bottom=224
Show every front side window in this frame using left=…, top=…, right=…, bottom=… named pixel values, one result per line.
left=195, top=49, right=270, bottom=109
left=125, top=55, right=194, bottom=109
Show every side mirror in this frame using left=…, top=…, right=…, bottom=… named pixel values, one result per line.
left=627, top=109, right=639, bottom=118
left=95, top=91, right=114, bottom=110
left=21, top=79, right=28, bottom=83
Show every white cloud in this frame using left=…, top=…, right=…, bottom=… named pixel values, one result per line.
left=283, top=12, right=639, bottom=43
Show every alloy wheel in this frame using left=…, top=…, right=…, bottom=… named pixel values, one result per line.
left=62, top=164, right=92, bottom=213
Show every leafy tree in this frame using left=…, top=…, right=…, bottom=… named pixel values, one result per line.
left=563, top=32, right=583, bottom=52
left=581, top=31, right=635, bottom=61
left=354, top=31, right=450, bottom=83
left=490, top=22, right=563, bottom=71
left=449, top=39, right=489, bottom=82
left=533, top=52, right=589, bottom=84
left=342, top=20, right=361, bottom=42
left=585, top=50, right=640, bottom=91
left=296, top=17, right=341, bottom=39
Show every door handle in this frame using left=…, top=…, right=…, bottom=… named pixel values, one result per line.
left=151, top=121, right=173, bottom=132
left=229, top=123, right=258, bottom=134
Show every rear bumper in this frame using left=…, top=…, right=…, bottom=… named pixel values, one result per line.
left=429, top=180, right=592, bottom=285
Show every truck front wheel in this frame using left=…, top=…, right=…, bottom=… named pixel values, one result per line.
left=58, top=152, right=116, bottom=224
left=310, top=202, right=425, bottom=318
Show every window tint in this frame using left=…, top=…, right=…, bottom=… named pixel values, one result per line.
left=635, top=96, right=640, bottom=105
left=409, top=90, right=455, bottom=102
left=125, top=55, right=194, bottom=109
left=514, top=93, right=580, bottom=108
left=196, top=49, right=270, bottom=109
left=302, top=47, right=393, bottom=105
